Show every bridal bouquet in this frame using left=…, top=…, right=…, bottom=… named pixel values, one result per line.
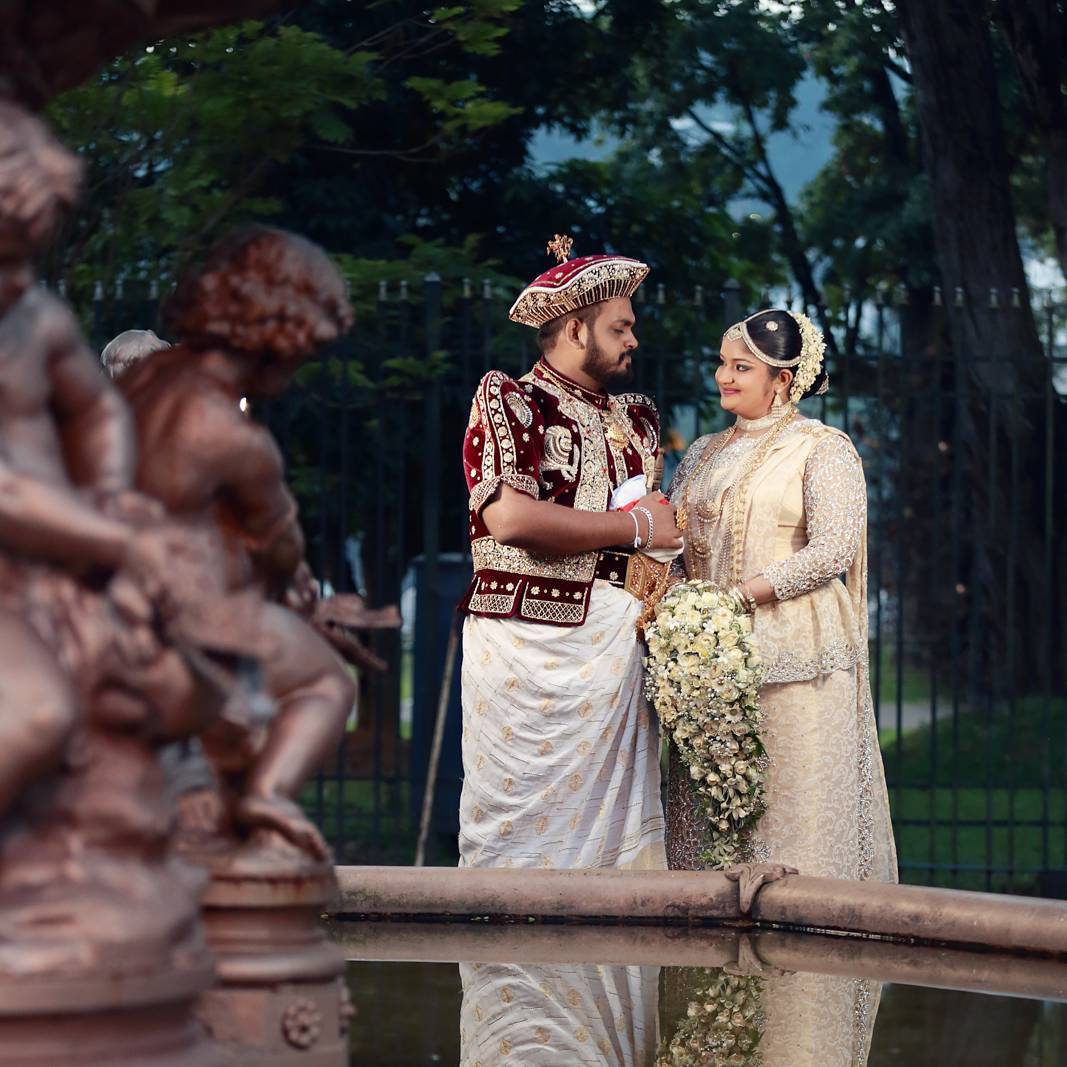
left=657, top=971, right=764, bottom=1067
left=644, top=581, right=766, bottom=868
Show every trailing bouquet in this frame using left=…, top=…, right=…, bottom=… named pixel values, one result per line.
left=644, top=581, right=766, bottom=868
left=657, top=971, right=764, bottom=1067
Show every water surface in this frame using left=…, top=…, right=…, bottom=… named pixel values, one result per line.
left=339, top=923, right=1067, bottom=1065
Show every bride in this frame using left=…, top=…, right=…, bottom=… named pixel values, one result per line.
left=665, top=308, right=897, bottom=885
left=663, top=308, right=897, bottom=1065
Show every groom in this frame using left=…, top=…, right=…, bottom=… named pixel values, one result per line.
left=457, top=236, right=682, bottom=870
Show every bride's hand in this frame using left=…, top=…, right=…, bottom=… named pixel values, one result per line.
left=634, top=492, right=683, bottom=550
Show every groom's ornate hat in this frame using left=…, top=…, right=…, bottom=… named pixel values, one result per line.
left=508, top=234, right=650, bottom=329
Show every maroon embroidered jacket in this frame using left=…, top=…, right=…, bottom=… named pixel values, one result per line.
left=459, top=359, right=660, bottom=626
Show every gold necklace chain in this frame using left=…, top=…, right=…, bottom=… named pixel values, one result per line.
left=679, top=427, right=738, bottom=556
left=726, top=413, right=798, bottom=584
left=680, top=413, right=797, bottom=582
left=537, top=359, right=602, bottom=404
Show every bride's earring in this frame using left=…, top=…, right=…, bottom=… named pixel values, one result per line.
left=771, top=391, right=784, bottom=416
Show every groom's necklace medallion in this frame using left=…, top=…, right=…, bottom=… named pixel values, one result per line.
left=536, top=359, right=654, bottom=487
left=602, top=404, right=631, bottom=449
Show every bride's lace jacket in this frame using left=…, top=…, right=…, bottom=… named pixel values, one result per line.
left=669, top=419, right=868, bottom=685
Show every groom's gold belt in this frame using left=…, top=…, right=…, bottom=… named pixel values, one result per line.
left=595, top=549, right=669, bottom=601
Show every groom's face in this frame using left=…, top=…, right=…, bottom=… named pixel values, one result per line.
left=580, top=297, right=638, bottom=390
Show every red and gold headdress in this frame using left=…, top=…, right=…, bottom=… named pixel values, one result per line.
left=508, top=233, right=650, bottom=329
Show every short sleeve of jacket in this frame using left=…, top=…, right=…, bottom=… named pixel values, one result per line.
left=463, top=370, right=545, bottom=514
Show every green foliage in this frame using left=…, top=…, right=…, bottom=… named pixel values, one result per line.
left=47, top=0, right=1067, bottom=339
left=46, top=4, right=525, bottom=300
left=431, top=0, right=523, bottom=55
left=404, top=75, right=521, bottom=134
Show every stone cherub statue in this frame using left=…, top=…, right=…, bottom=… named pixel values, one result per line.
left=0, top=102, right=360, bottom=1062
left=0, top=100, right=266, bottom=995
left=103, top=324, right=400, bottom=848
left=118, top=225, right=367, bottom=866
left=115, top=226, right=379, bottom=1062
left=0, top=4, right=367, bottom=1061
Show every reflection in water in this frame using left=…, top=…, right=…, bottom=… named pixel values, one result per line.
left=340, top=923, right=1067, bottom=1066
left=458, top=962, right=879, bottom=1066
left=659, top=968, right=879, bottom=1067
left=459, top=961, right=659, bottom=1066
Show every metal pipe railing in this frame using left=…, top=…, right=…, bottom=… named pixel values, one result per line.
left=332, top=866, right=1067, bottom=959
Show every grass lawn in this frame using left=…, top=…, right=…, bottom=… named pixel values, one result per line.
left=884, top=694, right=1066, bottom=894
left=872, top=642, right=934, bottom=705
left=883, top=694, right=1064, bottom=787
left=892, top=787, right=1065, bottom=893
left=301, top=777, right=425, bottom=866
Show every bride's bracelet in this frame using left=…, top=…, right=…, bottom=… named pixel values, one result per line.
left=634, top=506, right=654, bottom=550
left=732, top=584, right=757, bottom=614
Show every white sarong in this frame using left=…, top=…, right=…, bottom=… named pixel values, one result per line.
left=458, top=581, right=666, bottom=870
left=459, top=961, right=659, bottom=1066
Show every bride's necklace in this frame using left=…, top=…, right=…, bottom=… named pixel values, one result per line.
left=681, top=408, right=796, bottom=572
left=735, top=404, right=795, bottom=433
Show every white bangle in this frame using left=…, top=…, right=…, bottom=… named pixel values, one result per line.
left=628, top=510, right=642, bottom=549
left=634, top=506, right=654, bottom=550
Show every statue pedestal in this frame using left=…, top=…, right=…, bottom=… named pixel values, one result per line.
left=0, top=731, right=223, bottom=1067
left=0, top=956, right=218, bottom=1066
left=193, top=848, right=349, bottom=1067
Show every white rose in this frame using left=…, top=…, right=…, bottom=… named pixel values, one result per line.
left=694, top=633, right=716, bottom=657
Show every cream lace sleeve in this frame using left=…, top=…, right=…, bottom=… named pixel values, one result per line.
left=761, top=433, right=866, bottom=601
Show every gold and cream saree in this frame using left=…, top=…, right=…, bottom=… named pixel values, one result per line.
left=665, top=415, right=897, bottom=1066
left=666, top=416, right=896, bottom=882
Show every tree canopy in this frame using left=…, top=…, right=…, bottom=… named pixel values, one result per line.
left=46, top=0, right=1067, bottom=343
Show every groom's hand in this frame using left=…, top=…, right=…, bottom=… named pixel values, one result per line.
left=634, top=492, right=683, bottom=550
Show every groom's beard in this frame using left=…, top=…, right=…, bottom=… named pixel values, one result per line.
left=581, top=334, right=634, bottom=391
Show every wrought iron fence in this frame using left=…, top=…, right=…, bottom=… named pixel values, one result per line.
left=81, top=276, right=1067, bottom=895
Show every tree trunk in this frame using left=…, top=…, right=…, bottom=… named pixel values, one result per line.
left=895, top=0, right=1062, bottom=698
left=896, top=0, right=1043, bottom=377
left=994, top=0, right=1067, bottom=286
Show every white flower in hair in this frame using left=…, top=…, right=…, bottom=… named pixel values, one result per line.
left=786, top=311, right=826, bottom=403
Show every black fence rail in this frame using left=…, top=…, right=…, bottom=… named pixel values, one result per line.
left=81, top=277, right=1067, bottom=894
